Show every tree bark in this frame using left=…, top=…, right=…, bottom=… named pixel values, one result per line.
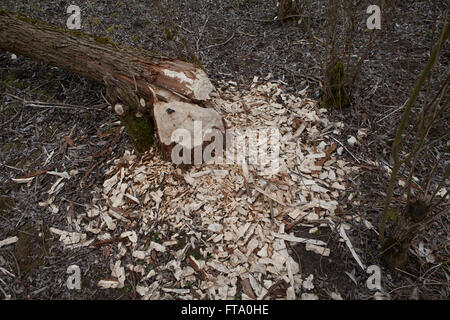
left=0, top=10, right=224, bottom=158
left=277, top=0, right=300, bottom=23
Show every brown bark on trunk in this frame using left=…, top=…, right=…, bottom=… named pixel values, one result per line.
left=277, top=0, right=300, bottom=23
left=381, top=199, right=430, bottom=270
left=0, top=11, right=224, bottom=158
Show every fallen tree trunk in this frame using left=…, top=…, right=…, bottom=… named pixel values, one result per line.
left=0, top=10, right=224, bottom=159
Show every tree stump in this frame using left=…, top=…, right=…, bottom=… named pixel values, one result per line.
left=277, top=0, right=300, bottom=23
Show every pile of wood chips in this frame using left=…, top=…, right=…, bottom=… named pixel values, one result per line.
left=51, top=76, right=361, bottom=300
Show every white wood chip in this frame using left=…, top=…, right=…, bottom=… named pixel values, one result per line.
left=0, top=236, right=18, bottom=248
left=301, top=293, right=319, bottom=300
left=256, top=244, right=268, bottom=258
left=50, top=227, right=87, bottom=246
left=246, top=238, right=259, bottom=256
left=162, top=288, right=190, bottom=294
left=149, top=241, right=166, bottom=252
left=331, top=292, right=344, bottom=300
left=347, top=136, right=357, bottom=146
left=47, top=171, right=71, bottom=179
left=207, top=261, right=230, bottom=274
left=98, top=279, right=120, bottom=289
left=338, top=224, right=366, bottom=270
left=286, top=286, right=296, bottom=300
left=11, top=177, right=34, bottom=184
left=133, top=251, right=147, bottom=259
left=305, top=243, right=330, bottom=256
left=120, top=231, right=138, bottom=243
left=208, top=223, right=223, bottom=233
left=272, top=233, right=327, bottom=246
left=125, top=193, right=140, bottom=204
left=108, top=209, right=130, bottom=223
left=101, top=212, right=116, bottom=231
left=302, top=274, right=315, bottom=290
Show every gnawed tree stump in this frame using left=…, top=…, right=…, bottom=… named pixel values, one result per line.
left=381, top=199, right=430, bottom=270
left=0, top=10, right=224, bottom=160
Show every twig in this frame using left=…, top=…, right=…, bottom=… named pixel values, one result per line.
left=0, top=283, right=9, bottom=300
left=2, top=161, right=26, bottom=172
left=80, top=157, right=106, bottom=188
left=201, top=32, right=235, bottom=50
left=283, top=67, right=322, bottom=84
left=196, top=15, right=209, bottom=54
left=90, top=237, right=128, bottom=249
left=229, top=17, right=276, bottom=24
left=375, top=100, right=407, bottom=124
left=18, top=166, right=55, bottom=179
left=261, top=279, right=288, bottom=300
left=253, top=186, right=287, bottom=207
left=0, top=109, right=21, bottom=127
left=379, top=20, right=449, bottom=241
left=131, top=269, right=137, bottom=300
left=329, top=136, right=361, bottom=164
left=153, top=0, right=201, bottom=65
left=107, top=199, right=130, bottom=219
left=80, top=126, right=122, bottom=188
left=378, top=206, right=449, bottom=257
left=183, top=219, right=208, bottom=247
left=6, top=94, right=108, bottom=112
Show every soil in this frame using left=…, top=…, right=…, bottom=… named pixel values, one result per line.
left=0, top=0, right=448, bottom=300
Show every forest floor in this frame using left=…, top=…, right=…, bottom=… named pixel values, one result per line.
left=0, top=0, right=448, bottom=300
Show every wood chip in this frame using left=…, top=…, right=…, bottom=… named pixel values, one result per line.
left=0, top=236, right=18, bottom=248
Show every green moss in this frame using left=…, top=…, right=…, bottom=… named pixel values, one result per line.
left=183, top=281, right=194, bottom=289
left=188, top=247, right=203, bottom=260
left=87, top=15, right=101, bottom=26
left=29, top=149, right=42, bottom=164
left=4, top=10, right=118, bottom=51
left=14, top=225, right=50, bottom=274
left=106, top=24, right=123, bottom=33
left=16, top=14, right=39, bottom=24
left=133, top=35, right=141, bottom=43
left=111, top=12, right=123, bottom=19
left=117, top=89, right=154, bottom=153
left=5, top=72, right=30, bottom=90
left=0, top=197, right=14, bottom=214
left=164, top=28, right=174, bottom=41
left=387, top=208, right=399, bottom=223
left=122, top=112, right=154, bottom=153
left=5, top=72, right=16, bottom=86
left=67, top=29, right=84, bottom=37
left=1, top=142, right=13, bottom=152
left=321, top=61, right=350, bottom=109
left=93, top=36, right=111, bottom=44
left=147, top=232, right=161, bottom=243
